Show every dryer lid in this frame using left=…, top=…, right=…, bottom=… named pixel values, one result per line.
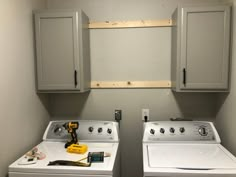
left=147, top=144, right=236, bottom=169
left=9, top=141, right=119, bottom=175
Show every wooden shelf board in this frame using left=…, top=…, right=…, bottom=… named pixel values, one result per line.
left=89, top=19, right=173, bottom=29
left=91, top=81, right=171, bottom=88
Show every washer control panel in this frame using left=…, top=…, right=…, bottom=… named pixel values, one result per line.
left=43, top=120, right=119, bottom=142
left=143, top=121, right=220, bottom=143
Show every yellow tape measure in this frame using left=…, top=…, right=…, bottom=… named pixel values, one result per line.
left=67, top=144, right=88, bottom=154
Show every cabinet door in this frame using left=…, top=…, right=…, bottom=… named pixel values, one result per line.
left=35, top=12, right=79, bottom=90
left=180, top=6, right=230, bottom=90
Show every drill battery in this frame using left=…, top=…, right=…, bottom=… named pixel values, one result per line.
left=66, top=144, right=88, bottom=154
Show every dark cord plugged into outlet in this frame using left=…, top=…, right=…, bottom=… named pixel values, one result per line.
left=144, top=116, right=148, bottom=122
left=115, top=110, right=122, bottom=128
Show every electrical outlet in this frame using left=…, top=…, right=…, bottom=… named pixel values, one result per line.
left=115, top=110, right=122, bottom=121
left=142, top=109, right=149, bottom=121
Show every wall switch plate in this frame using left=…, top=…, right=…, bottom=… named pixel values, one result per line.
left=142, top=109, right=149, bottom=121
left=115, top=110, right=122, bottom=121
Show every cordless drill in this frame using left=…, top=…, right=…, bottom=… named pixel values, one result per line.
left=63, top=122, right=79, bottom=148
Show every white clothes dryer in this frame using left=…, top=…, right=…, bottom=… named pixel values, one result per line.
left=143, top=121, right=236, bottom=177
left=9, top=120, right=120, bottom=177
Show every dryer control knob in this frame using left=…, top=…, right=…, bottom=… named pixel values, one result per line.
left=107, top=128, right=112, bottom=134
left=179, top=127, right=185, bottom=133
left=88, top=127, right=94, bottom=133
left=54, top=125, right=63, bottom=136
left=170, top=127, right=175, bottom=133
left=98, top=127, right=103, bottom=133
left=160, top=128, right=165, bottom=134
left=150, top=129, right=155, bottom=135
left=198, top=127, right=208, bottom=136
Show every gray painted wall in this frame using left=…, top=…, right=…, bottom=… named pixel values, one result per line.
left=216, top=0, right=236, bottom=156
left=47, top=0, right=225, bottom=177
left=0, top=1, right=50, bottom=177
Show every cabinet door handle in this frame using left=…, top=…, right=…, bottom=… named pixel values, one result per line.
left=74, top=70, right=77, bottom=87
left=183, top=68, right=186, bottom=86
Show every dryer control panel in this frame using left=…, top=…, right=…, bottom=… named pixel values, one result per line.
left=143, top=121, right=221, bottom=143
left=43, top=120, right=119, bottom=142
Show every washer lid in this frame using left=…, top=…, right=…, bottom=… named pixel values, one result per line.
left=147, top=144, right=236, bottom=169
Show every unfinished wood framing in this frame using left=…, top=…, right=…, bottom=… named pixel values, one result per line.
left=91, top=81, right=171, bottom=89
left=88, top=19, right=172, bottom=29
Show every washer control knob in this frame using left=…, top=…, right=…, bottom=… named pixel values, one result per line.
left=98, top=127, right=103, bottom=133
left=150, top=129, right=155, bottom=135
left=160, top=128, right=165, bottom=134
left=88, top=127, right=94, bottom=133
left=179, top=127, right=185, bottom=133
left=198, top=127, right=207, bottom=136
left=170, top=127, right=175, bottom=133
left=107, top=128, right=112, bottom=134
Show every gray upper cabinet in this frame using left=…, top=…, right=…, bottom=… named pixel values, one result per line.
left=34, top=10, right=90, bottom=92
left=171, top=4, right=231, bottom=92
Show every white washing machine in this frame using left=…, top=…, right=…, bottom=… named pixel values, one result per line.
left=9, top=120, right=120, bottom=177
left=143, top=121, right=236, bottom=177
